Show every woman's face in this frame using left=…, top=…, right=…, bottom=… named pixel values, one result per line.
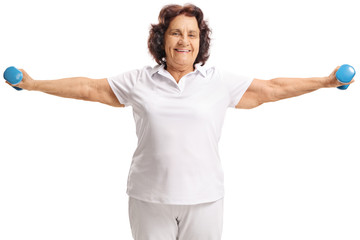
left=164, top=15, right=200, bottom=70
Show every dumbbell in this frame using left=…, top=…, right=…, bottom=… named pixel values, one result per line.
left=3, top=66, right=23, bottom=91
left=336, top=64, right=356, bottom=90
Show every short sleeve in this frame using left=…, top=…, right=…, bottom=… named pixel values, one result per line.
left=107, top=69, right=140, bottom=107
left=220, top=70, right=254, bottom=108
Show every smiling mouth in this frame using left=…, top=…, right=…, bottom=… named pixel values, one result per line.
left=175, top=49, right=191, bottom=53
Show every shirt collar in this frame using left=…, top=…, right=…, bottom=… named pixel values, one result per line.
left=194, top=63, right=207, bottom=77
left=150, top=63, right=207, bottom=78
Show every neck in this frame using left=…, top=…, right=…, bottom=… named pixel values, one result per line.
left=166, top=63, right=194, bottom=83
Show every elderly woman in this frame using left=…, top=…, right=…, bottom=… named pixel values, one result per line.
left=8, top=3, right=354, bottom=240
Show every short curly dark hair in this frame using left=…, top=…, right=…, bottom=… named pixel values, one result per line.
left=148, top=4, right=212, bottom=66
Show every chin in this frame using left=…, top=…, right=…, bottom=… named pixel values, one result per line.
left=174, top=59, right=194, bottom=66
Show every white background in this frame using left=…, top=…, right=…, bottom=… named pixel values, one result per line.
left=0, top=0, right=359, bottom=239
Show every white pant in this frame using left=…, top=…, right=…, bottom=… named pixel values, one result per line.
left=128, top=197, right=224, bottom=240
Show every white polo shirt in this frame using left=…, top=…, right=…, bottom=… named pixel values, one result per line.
left=108, top=64, right=253, bottom=205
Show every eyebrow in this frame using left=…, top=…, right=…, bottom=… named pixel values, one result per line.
left=170, top=29, right=199, bottom=33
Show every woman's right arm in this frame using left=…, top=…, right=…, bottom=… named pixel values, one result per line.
left=7, top=69, right=124, bottom=107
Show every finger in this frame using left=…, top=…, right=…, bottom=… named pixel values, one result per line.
left=5, top=80, right=20, bottom=87
left=19, top=69, right=26, bottom=77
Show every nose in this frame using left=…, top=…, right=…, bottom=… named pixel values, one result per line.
left=178, top=35, right=190, bottom=46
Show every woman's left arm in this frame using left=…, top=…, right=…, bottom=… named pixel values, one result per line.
left=236, top=66, right=355, bottom=109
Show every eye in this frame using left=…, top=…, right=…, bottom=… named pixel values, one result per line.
left=171, top=32, right=180, bottom=36
left=189, top=32, right=198, bottom=38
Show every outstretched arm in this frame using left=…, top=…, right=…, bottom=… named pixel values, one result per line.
left=236, top=66, right=355, bottom=109
left=6, top=69, right=124, bottom=107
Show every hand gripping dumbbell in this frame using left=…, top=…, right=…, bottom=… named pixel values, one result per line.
left=3, top=66, right=23, bottom=91
left=336, top=64, right=356, bottom=90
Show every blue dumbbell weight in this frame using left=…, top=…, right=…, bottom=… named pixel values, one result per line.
left=3, top=66, right=23, bottom=91
left=336, top=64, right=356, bottom=90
